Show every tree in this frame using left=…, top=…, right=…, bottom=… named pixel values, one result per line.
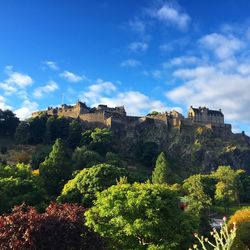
left=45, top=116, right=70, bottom=143
left=72, top=146, right=103, bottom=170
left=0, top=109, right=19, bottom=136
left=85, top=182, right=197, bottom=249
left=28, top=115, right=48, bottom=144
left=0, top=203, right=105, bottom=250
left=105, top=152, right=122, bottom=167
left=57, top=163, right=129, bottom=207
left=212, top=166, right=243, bottom=209
left=39, top=139, right=73, bottom=196
left=183, top=174, right=212, bottom=234
left=183, top=174, right=212, bottom=216
left=15, top=121, right=30, bottom=144
left=134, top=141, right=159, bottom=168
left=89, top=128, right=113, bottom=155
left=152, top=152, right=173, bottom=184
left=67, top=120, right=82, bottom=149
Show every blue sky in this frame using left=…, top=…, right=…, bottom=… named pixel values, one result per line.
left=1, top=0, right=250, bottom=134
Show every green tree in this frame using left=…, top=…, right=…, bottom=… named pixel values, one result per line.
left=67, top=120, right=82, bottom=149
left=0, top=109, right=19, bottom=136
left=15, top=121, right=30, bottom=144
left=105, top=152, right=122, bottom=167
left=212, top=166, right=242, bottom=209
left=57, top=163, right=129, bottom=207
left=152, top=152, right=173, bottom=184
left=89, top=128, right=113, bottom=155
left=183, top=174, right=212, bottom=233
left=134, top=141, right=159, bottom=168
left=28, top=115, right=48, bottom=144
left=39, top=139, right=73, bottom=196
left=72, top=146, right=103, bottom=169
left=85, top=182, right=197, bottom=249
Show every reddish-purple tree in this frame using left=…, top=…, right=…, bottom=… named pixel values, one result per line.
left=0, top=203, right=105, bottom=250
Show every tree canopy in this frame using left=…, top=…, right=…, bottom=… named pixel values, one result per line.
left=85, top=182, right=197, bottom=249
left=57, top=163, right=129, bottom=207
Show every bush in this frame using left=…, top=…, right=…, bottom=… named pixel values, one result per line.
left=229, top=208, right=250, bottom=249
left=0, top=203, right=105, bottom=250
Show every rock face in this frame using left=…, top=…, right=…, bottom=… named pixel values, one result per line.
left=118, top=120, right=250, bottom=178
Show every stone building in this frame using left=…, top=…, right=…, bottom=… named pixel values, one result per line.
left=188, top=106, right=224, bottom=125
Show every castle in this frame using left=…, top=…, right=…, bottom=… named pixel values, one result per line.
left=32, top=102, right=232, bottom=133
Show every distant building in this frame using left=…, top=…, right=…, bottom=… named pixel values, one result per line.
left=188, top=106, right=224, bottom=125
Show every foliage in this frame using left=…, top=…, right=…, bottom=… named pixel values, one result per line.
left=28, top=115, right=48, bottom=144
left=134, top=141, right=159, bottom=168
left=15, top=121, right=30, bottom=144
left=72, top=146, right=103, bottom=169
left=212, top=166, right=243, bottom=209
left=152, top=152, right=175, bottom=184
left=0, top=109, right=19, bottom=136
left=105, top=152, right=122, bottom=167
left=89, top=128, right=114, bottom=155
left=238, top=172, right=250, bottom=203
left=46, top=116, right=70, bottom=143
left=183, top=174, right=212, bottom=233
left=228, top=208, right=250, bottom=249
left=31, top=145, right=51, bottom=170
left=85, top=182, right=198, bottom=249
left=67, top=120, right=83, bottom=149
left=0, top=203, right=105, bottom=250
left=58, top=163, right=129, bottom=207
left=0, top=163, right=48, bottom=213
left=190, top=217, right=237, bottom=250
left=39, top=139, right=73, bottom=196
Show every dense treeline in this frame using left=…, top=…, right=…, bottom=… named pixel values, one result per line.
left=0, top=110, right=250, bottom=249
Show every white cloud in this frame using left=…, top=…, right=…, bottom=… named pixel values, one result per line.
left=80, top=79, right=179, bottom=116
left=42, top=61, right=59, bottom=70
left=0, top=66, right=33, bottom=95
left=60, top=70, right=88, bottom=82
left=33, top=81, right=59, bottom=98
left=0, top=95, right=12, bottom=110
left=14, top=99, right=39, bottom=120
left=150, top=3, right=191, bottom=31
left=129, top=42, right=148, bottom=52
left=129, top=19, right=146, bottom=34
left=120, top=59, right=141, bottom=68
left=167, top=56, right=201, bottom=67
left=80, top=79, right=117, bottom=104
left=199, top=33, right=245, bottom=59
left=166, top=65, right=250, bottom=124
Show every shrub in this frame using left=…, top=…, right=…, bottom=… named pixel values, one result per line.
left=0, top=203, right=105, bottom=250
left=228, top=208, right=250, bottom=249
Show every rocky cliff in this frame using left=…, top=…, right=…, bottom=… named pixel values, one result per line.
left=118, top=120, right=250, bottom=178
